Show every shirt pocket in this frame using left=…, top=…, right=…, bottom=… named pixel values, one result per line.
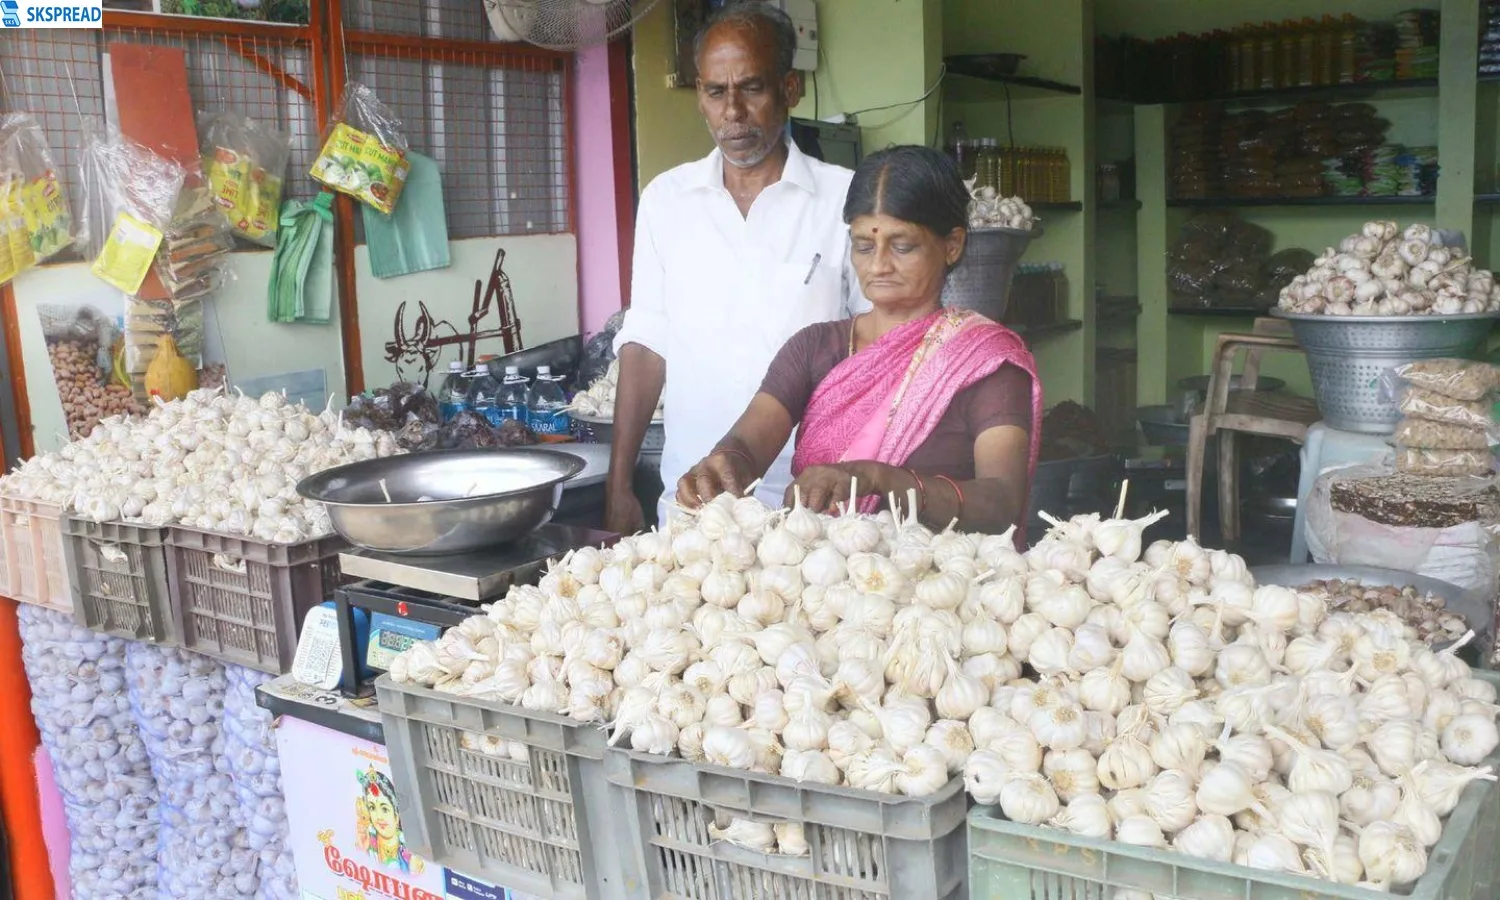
left=762, top=259, right=843, bottom=353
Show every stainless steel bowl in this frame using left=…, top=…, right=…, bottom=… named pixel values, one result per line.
left=1250, top=563, right=1492, bottom=644
left=296, top=448, right=585, bottom=555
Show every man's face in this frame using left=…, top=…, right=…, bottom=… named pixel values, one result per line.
left=696, top=23, right=802, bottom=169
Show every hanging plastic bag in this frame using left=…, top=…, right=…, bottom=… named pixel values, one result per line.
left=76, top=122, right=186, bottom=295
left=309, top=81, right=411, bottom=215
left=0, top=113, right=73, bottom=275
left=200, top=111, right=291, bottom=247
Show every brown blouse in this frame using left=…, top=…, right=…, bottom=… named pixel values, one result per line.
left=758, top=319, right=1033, bottom=481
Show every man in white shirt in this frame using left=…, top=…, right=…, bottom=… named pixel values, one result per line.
left=606, top=1, right=863, bottom=533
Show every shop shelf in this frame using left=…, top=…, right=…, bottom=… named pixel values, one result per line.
left=0, top=496, right=73, bottom=613
left=1169, top=306, right=1274, bottom=318
left=1168, top=195, right=1435, bottom=208
left=1012, top=319, right=1083, bottom=339
left=969, top=667, right=1500, bottom=900
left=61, top=517, right=172, bottom=642
left=165, top=527, right=346, bottom=674
left=603, top=749, right=969, bottom=900
left=1030, top=201, right=1082, bottom=211
left=375, top=676, right=631, bottom=900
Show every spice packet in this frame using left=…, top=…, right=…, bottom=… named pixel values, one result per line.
left=1393, top=417, right=1496, bottom=451
left=1398, top=387, right=1496, bottom=431
left=309, top=82, right=411, bottom=215
left=92, top=211, right=165, bottom=294
left=1392, top=358, right=1500, bottom=402
left=0, top=114, right=73, bottom=274
left=1394, top=447, right=1494, bottom=478
left=199, top=111, right=290, bottom=247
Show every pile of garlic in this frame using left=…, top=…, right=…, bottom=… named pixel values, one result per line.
left=19, top=605, right=160, bottom=900
left=568, top=359, right=664, bottom=421
left=391, top=495, right=1500, bottom=890
left=1277, top=221, right=1500, bottom=316
left=965, top=180, right=1037, bottom=232
left=0, top=387, right=402, bottom=543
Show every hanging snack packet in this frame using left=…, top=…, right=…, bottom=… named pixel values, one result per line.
left=0, top=113, right=73, bottom=268
left=200, top=111, right=290, bottom=247
left=76, top=123, right=185, bottom=295
left=0, top=177, right=37, bottom=285
left=310, top=82, right=411, bottom=215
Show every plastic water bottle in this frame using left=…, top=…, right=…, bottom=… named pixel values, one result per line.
left=528, top=365, right=571, bottom=437
left=466, top=365, right=503, bottom=426
left=438, top=361, right=467, bottom=422
left=498, top=366, right=530, bottom=423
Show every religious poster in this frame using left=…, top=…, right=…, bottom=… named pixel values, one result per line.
left=277, top=716, right=512, bottom=900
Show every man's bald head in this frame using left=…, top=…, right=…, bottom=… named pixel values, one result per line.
left=694, top=2, right=797, bottom=83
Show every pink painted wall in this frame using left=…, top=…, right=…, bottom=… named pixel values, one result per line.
left=574, top=44, right=627, bottom=336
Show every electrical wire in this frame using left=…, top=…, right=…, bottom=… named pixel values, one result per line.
left=844, top=63, right=948, bottom=118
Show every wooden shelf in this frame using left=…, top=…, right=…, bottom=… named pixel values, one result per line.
left=1475, top=193, right=1500, bottom=206
left=1100, top=199, right=1141, bottom=210
left=1011, top=319, right=1084, bottom=338
left=945, top=67, right=1082, bottom=101
left=1100, top=77, right=1438, bottom=107
left=1168, top=307, right=1272, bottom=318
left=1167, top=195, right=1435, bottom=209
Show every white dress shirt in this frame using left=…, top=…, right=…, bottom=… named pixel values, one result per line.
left=614, top=138, right=866, bottom=518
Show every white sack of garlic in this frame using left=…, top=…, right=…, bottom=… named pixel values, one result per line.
left=964, top=180, right=1037, bottom=232
left=1278, top=221, right=1500, bottom=316
left=0, top=387, right=402, bottom=543
left=386, top=497, right=1499, bottom=893
left=18, top=605, right=161, bottom=900
left=223, top=665, right=298, bottom=900
left=127, top=643, right=256, bottom=899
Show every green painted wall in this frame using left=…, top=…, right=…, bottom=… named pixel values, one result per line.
left=942, top=0, right=1097, bottom=408
left=632, top=0, right=942, bottom=189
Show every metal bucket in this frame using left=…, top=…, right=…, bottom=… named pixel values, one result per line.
left=1273, top=311, right=1496, bottom=434
left=942, top=224, right=1039, bottom=322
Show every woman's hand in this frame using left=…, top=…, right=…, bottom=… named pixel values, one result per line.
left=786, top=464, right=863, bottom=514
left=677, top=450, right=754, bottom=508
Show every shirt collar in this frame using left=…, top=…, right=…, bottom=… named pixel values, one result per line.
left=689, top=135, right=818, bottom=195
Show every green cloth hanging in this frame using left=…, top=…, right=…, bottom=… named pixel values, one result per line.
left=267, top=191, right=334, bottom=324
left=362, top=151, right=450, bottom=279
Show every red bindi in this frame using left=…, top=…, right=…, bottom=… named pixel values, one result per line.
left=872, top=227, right=879, bottom=234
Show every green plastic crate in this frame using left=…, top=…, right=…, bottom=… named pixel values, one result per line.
left=604, top=749, right=970, bottom=900
left=969, top=668, right=1500, bottom=900
left=374, top=674, right=634, bottom=900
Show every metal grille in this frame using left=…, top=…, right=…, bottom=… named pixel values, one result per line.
left=0, top=24, right=322, bottom=217
left=348, top=47, right=569, bottom=238
left=342, top=0, right=499, bottom=41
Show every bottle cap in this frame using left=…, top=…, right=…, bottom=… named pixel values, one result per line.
left=505, top=366, right=520, bottom=375
left=538, top=365, right=552, bottom=375
left=448, top=361, right=463, bottom=372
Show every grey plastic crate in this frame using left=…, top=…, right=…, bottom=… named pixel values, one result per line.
left=375, top=675, right=636, bottom=900
left=61, top=516, right=172, bottom=643
left=603, top=749, right=969, bottom=900
left=0, top=494, right=72, bottom=610
left=165, top=527, right=346, bottom=674
left=969, top=667, right=1500, bottom=900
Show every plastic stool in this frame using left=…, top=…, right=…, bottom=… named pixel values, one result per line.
left=1290, top=422, right=1392, bottom=563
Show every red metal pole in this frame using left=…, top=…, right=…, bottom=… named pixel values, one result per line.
left=0, top=598, right=51, bottom=900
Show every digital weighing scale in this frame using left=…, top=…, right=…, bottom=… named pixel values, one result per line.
left=322, top=524, right=616, bottom=697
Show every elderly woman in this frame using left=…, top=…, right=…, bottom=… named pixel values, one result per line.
left=678, top=145, right=1042, bottom=534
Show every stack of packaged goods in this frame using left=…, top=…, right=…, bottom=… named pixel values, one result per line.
left=1389, top=359, right=1500, bottom=477
left=1394, top=8, right=1440, bottom=80
left=1167, top=106, right=1222, bottom=200
left=1482, top=1, right=1500, bottom=79
left=1170, top=102, right=1395, bottom=201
